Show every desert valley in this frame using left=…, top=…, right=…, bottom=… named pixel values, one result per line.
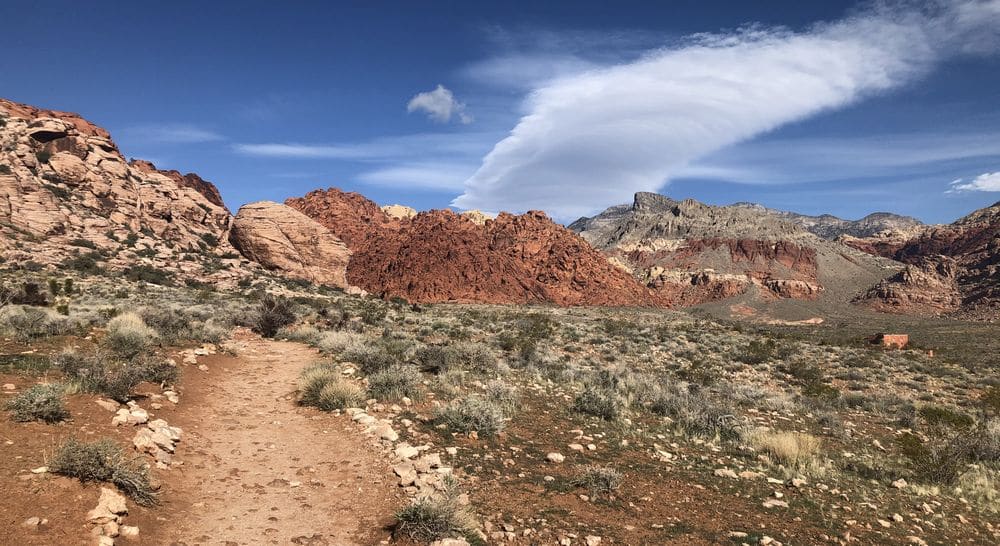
left=3, top=1, right=1000, bottom=545
left=1, top=93, right=998, bottom=546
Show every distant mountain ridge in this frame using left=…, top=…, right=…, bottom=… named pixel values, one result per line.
left=570, top=192, right=897, bottom=306
left=727, top=202, right=926, bottom=240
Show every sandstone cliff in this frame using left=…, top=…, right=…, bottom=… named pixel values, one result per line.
left=0, top=98, right=242, bottom=284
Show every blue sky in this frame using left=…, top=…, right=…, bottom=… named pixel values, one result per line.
left=2, top=0, right=999, bottom=224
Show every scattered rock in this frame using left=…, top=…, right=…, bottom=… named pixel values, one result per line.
left=891, top=478, right=908, bottom=489
left=714, top=468, right=738, bottom=479
left=546, top=452, right=565, bottom=463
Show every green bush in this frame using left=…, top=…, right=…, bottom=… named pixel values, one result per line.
left=5, top=383, right=68, bottom=423
left=35, top=151, right=52, bottom=164
left=367, top=365, right=422, bottom=401
left=250, top=294, right=296, bottom=338
left=573, top=385, right=625, bottom=421
left=123, top=264, right=173, bottom=286
left=49, top=438, right=156, bottom=505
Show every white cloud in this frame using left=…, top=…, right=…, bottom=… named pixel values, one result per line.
left=949, top=172, right=1000, bottom=192
left=453, top=0, right=1000, bottom=219
left=407, top=85, right=473, bottom=124
left=121, top=123, right=224, bottom=144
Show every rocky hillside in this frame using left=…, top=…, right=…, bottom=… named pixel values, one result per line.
left=287, top=188, right=664, bottom=306
left=855, top=201, right=1000, bottom=319
left=570, top=192, right=895, bottom=305
left=732, top=203, right=925, bottom=240
left=0, top=98, right=245, bottom=285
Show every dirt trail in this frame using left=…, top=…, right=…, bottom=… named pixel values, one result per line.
left=145, top=331, right=401, bottom=546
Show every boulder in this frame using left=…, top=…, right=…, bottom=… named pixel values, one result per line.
left=229, top=201, right=352, bottom=289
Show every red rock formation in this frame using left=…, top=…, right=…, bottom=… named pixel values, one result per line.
left=855, top=202, right=1000, bottom=319
left=130, top=160, right=227, bottom=210
left=286, top=188, right=399, bottom=248
left=287, top=188, right=664, bottom=306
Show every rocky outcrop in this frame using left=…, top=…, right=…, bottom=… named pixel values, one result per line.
left=287, top=188, right=399, bottom=248
left=130, top=159, right=227, bottom=209
left=856, top=257, right=962, bottom=315
left=229, top=202, right=351, bottom=288
left=288, top=188, right=663, bottom=306
left=381, top=204, right=417, bottom=220
left=856, top=201, right=1000, bottom=319
left=571, top=192, right=892, bottom=305
left=0, top=97, right=242, bottom=284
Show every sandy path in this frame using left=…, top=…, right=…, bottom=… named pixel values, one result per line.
left=148, top=331, right=400, bottom=546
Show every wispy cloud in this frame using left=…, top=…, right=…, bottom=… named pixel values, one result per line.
left=679, top=131, right=1000, bottom=185
left=120, top=123, right=225, bottom=144
left=407, top=85, right=473, bottom=124
left=949, top=171, right=1000, bottom=192
left=234, top=132, right=499, bottom=191
left=453, top=0, right=1000, bottom=219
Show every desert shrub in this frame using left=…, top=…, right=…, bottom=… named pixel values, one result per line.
left=139, top=306, right=228, bottom=344
left=279, top=323, right=320, bottom=343
left=736, top=339, right=779, bottom=365
left=367, top=365, right=422, bottom=401
left=415, top=342, right=497, bottom=375
left=649, top=383, right=740, bottom=440
left=5, top=383, right=68, bottom=423
left=956, top=465, right=999, bottom=514
left=572, top=465, right=623, bottom=498
left=249, top=294, right=296, bottom=338
left=68, top=238, right=98, bottom=249
left=123, top=264, right=174, bottom=286
left=436, top=394, right=507, bottom=437
left=896, top=432, right=970, bottom=484
left=317, top=380, right=364, bottom=410
left=299, top=365, right=340, bottom=406
left=482, top=380, right=518, bottom=414
left=918, top=404, right=974, bottom=430
left=297, top=364, right=363, bottom=411
left=573, top=384, right=626, bottom=421
left=748, top=429, right=824, bottom=475
left=49, top=438, right=156, bottom=505
left=313, top=330, right=364, bottom=355
left=498, top=312, right=555, bottom=361
left=394, top=477, right=477, bottom=542
left=0, top=306, right=61, bottom=343
left=358, top=299, right=388, bottom=325
left=63, top=252, right=104, bottom=275
left=342, top=344, right=398, bottom=374
left=35, top=151, right=51, bottom=164
left=53, top=349, right=176, bottom=402
left=104, top=312, right=158, bottom=358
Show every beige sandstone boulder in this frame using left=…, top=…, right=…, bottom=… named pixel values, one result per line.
left=229, top=201, right=352, bottom=288
left=381, top=204, right=417, bottom=220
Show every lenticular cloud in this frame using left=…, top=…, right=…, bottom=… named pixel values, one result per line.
left=453, top=0, right=1000, bottom=219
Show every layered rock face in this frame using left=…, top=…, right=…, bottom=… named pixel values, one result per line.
left=288, top=188, right=662, bottom=306
left=571, top=192, right=893, bottom=305
left=0, top=98, right=240, bottom=283
left=854, top=201, right=1000, bottom=319
left=229, top=201, right=351, bottom=288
